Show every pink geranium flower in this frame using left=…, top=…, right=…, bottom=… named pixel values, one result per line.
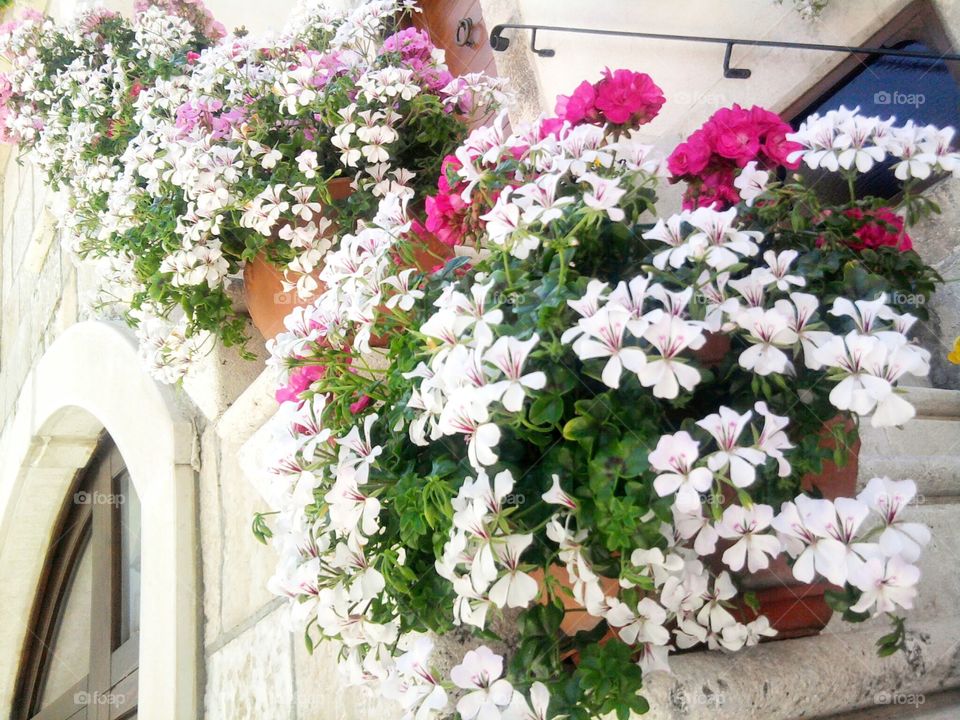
left=843, top=208, right=913, bottom=252
left=555, top=80, right=598, bottom=125
left=275, top=364, right=326, bottom=404
left=668, top=104, right=800, bottom=210
left=594, top=68, right=665, bottom=125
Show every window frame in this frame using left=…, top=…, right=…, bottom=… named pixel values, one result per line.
left=781, top=0, right=959, bottom=122
left=14, top=438, right=139, bottom=720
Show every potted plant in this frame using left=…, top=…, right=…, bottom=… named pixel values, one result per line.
left=0, top=0, right=504, bottom=380
left=255, top=67, right=949, bottom=719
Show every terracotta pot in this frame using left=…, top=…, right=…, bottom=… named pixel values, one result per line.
left=530, top=564, right=621, bottom=636
left=729, top=415, right=859, bottom=639
left=243, top=177, right=354, bottom=339
left=406, top=230, right=457, bottom=275
left=694, top=331, right=732, bottom=366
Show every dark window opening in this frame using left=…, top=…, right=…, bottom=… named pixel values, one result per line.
left=13, top=438, right=140, bottom=720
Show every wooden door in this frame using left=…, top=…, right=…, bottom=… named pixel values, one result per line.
left=413, top=0, right=498, bottom=77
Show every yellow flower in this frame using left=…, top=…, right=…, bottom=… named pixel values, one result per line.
left=949, top=337, right=960, bottom=365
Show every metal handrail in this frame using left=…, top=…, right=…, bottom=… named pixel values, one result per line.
left=488, top=23, right=960, bottom=79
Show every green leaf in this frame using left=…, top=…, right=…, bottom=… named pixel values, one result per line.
left=562, top=416, right=598, bottom=443
left=530, top=394, right=564, bottom=425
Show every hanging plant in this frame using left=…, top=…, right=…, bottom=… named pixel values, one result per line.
left=776, top=0, right=830, bottom=21
left=255, top=65, right=951, bottom=719
left=0, top=0, right=505, bottom=381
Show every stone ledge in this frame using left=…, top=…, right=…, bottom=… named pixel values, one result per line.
left=638, top=615, right=960, bottom=720
left=822, top=688, right=960, bottom=719
left=904, top=387, right=960, bottom=419
left=860, top=418, right=960, bottom=460
left=859, top=455, right=960, bottom=499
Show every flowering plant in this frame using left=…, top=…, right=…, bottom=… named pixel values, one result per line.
left=0, top=0, right=505, bottom=381
left=667, top=104, right=800, bottom=210
left=256, top=69, right=947, bottom=719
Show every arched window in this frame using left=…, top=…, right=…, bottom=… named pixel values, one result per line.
left=13, top=438, right=141, bottom=720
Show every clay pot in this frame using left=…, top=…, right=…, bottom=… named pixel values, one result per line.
left=730, top=415, right=859, bottom=639
left=694, top=331, right=732, bottom=367
left=530, top=564, right=621, bottom=636
left=243, top=177, right=354, bottom=339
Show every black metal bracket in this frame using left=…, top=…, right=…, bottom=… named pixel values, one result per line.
left=530, top=28, right=555, bottom=58
left=455, top=17, right=476, bottom=48
left=488, top=23, right=960, bottom=79
left=723, top=42, right=751, bottom=79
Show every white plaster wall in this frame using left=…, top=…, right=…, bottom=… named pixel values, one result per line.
left=484, top=0, right=913, bottom=145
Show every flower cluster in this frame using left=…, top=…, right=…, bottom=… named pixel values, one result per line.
left=256, top=70, right=946, bottom=720
left=1, top=0, right=504, bottom=382
left=668, top=104, right=801, bottom=209
left=554, top=68, right=665, bottom=128
left=425, top=109, right=664, bottom=249
left=787, top=105, right=960, bottom=180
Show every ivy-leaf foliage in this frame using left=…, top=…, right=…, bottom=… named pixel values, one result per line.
left=508, top=603, right=565, bottom=682
left=562, top=642, right=649, bottom=720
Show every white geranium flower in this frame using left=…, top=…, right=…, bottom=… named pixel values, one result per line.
left=438, top=395, right=501, bottom=468
left=814, top=332, right=891, bottom=417
left=606, top=597, right=670, bottom=645
left=542, top=474, right=578, bottom=510
left=753, top=401, right=793, bottom=477
left=858, top=477, right=931, bottom=562
left=735, top=307, right=798, bottom=376
left=580, top=172, right=626, bottom=221
left=644, top=212, right=692, bottom=270
left=502, top=682, right=552, bottom=720
left=638, top=315, right=702, bottom=398
left=696, top=407, right=766, bottom=488
left=733, top=161, right=769, bottom=206
left=571, top=304, right=647, bottom=389
left=649, top=431, right=713, bottom=510
left=717, top=504, right=781, bottom=572
left=772, top=496, right=847, bottom=585
left=485, top=335, right=546, bottom=412
left=672, top=504, right=720, bottom=556
left=849, top=556, right=920, bottom=616
left=451, top=647, right=515, bottom=720
left=719, top=615, right=777, bottom=651
left=696, top=571, right=738, bottom=632
left=489, top=534, right=539, bottom=608
left=383, top=268, right=425, bottom=311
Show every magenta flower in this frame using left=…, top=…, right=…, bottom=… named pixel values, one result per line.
left=275, top=364, right=326, bottom=404
left=555, top=80, right=598, bottom=125
left=594, top=68, right=665, bottom=125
